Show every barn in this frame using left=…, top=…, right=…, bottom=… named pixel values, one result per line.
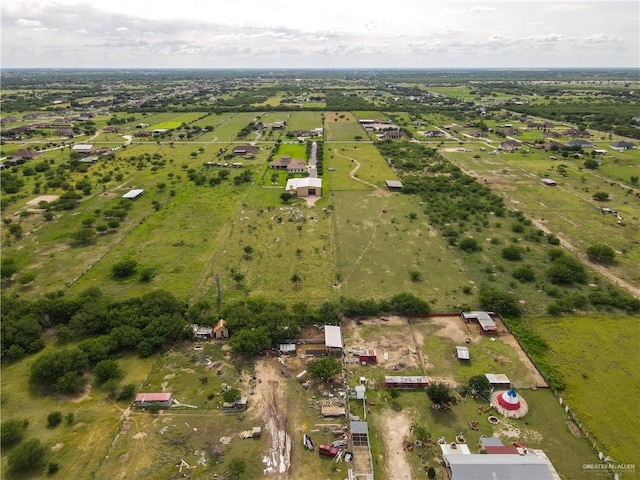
left=385, top=180, right=403, bottom=192
left=384, top=376, right=429, bottom=390
left=358, top=349, right=377, bottom=364
left=122, top=189, right=145, bottom=200
left=462, top=311, right=498, bottom=334
left=324, top=325, right=343, bottom=353
left=134, top=392, right=173, bottom=408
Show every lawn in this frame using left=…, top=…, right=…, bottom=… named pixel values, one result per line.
left=528, top=316, right=640, bottom=466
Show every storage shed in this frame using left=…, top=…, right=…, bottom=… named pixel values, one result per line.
left=134, top=392, right=173, bottom=408
left=462, top=311, right=498, bottom=333
left=485, top=374, right=511, bottom=390
left=456, top=346, right=470, bottom=360
left=358, top=349, right=377, bottom=364
left=385, top=180, right=403, bottom=191
left=122, top=188, right=144, bottom=199
left=384, top=376, right=429, bottom=390
left=324, top=325, right=343, bottom=352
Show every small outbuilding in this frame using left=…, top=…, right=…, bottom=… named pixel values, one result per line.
left=279, top=344, right=296, bottom=355
left=324, top=325, right=343, bottom=352
left=122, top=189, right=144, bottom=199
left=285, top=177, right=322, bottom=197
left=358, top=349, right=377, bottom=364
left=384, top=376, right=429, bottom=390
left=385, top=180, right=403, bottom=191
left=456, top=346, right=470, bottom=360
left=134, top=392, right=173, bottom=408
left=214, top=319, right=229, bottom=340
left=541, top=178, right=557, bottom=186
left=462, top=311, right=498, bottom=333
left=193, top=324, right=213, bottom=339
left=485, top=374, right=511, bottom=390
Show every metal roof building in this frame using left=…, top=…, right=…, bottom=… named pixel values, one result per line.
left=122, top=188, right=145, bottom=199
left=445, top=453, right=553, bottom=480
left=462, top=311, right=497, bottom=332
left=456, top=346, right=470, bottom=360
left=324, top=325, right=343, bottom=350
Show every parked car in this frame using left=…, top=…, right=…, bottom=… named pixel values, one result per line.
left=319, top=444, right=338, bottom=457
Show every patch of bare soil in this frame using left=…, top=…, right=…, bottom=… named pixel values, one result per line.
left=566, top=420, right=582, bottom=438
left=420, top=316, right=472, bottom=345
left=380, top=410, right=413, bottom=480
left=26, top=195, right=59, bottom=207
left=51, top=442, right=64, bottom=452
left=132, top=432, right=147, bottom=440
left=253, top=359, right=291, bottom=479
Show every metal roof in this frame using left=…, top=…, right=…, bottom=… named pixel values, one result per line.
left=122, top=189, right=144, bottom=199
left=135, top=392, right=172, bottom=402
left=285, top=177, right=322, bottom=191
left=479, top=436, right=503, bottom=447
left=385, top=180, right=403, bottom=188
left=350, top=421, right=369, bottom=435
left=445, top=454, right=552, bottom=480
left=485, top=374, right=511, bottom=385
left=456, top=346, right=470, bottom=360
left=384, top=375, right=429, bottom=384
left=324, top=325, right=343, bottom=349
left=279, top=344, right=296, bottom=352
left=462, top=311, right=497, bottom=330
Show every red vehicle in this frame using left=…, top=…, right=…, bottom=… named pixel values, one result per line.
left=319, top=444, right=338, bottom=457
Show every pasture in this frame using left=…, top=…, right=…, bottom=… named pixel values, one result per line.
left=286, top=111, right=323, bottom=131
left=323, top=112, right=367, bottom=141
left=528, top=316, right=640, bottom=466
left=328, top=143, right=397, bottom=190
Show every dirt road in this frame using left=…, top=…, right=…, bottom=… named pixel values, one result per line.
left=380, top=410, right=413, bottom=480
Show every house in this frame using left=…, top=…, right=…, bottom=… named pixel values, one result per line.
left=385, top=180, right=403, bottom=191
left=485, top=374, right=511, bottom=390
left=610, top=141, right=636, bottom=152
left=384, top=376, right=429, bottom=390
left=193, top=324, right=213, bottom=339
left=358, top=349, right=377, bottom=364
left=423, top=130, right=445, bottom=137
left=444, top=453, right=556, bottom=480
left=271, top=121, right=286, bottom=129
left=134, top=392, right=173, bottom=408
left=456, top=346, right=470, bottom=360
left=232, top=145, right=260, bottom=156
left=214, top=319, right=228, bottom=340
left=223, top=397, right=248, bottom=412
left=11, top=149, right=42, bottom=161
left=541, top=178, right=557, bottom=186
left=382, top=130, right=404, bottom=140
left=461, top=311, right=497, bottom=333
left=269, top=155, right=307, bottom=173
left=563, top=128, right=590, bottom=138
left=566, top=139, right=594, bottom=148
left=285, top=177, right=322, bottom=197
left=72, top=144, right=95, bottom=154
left=498, top=140, right=521, bottom=151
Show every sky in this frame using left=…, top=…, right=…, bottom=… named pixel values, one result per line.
left=1, top=0, right=639, bottom=69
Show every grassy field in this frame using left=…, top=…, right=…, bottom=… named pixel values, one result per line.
left=286, top=111, right=323, bottom=131
left=332, top=191, right=471, bottom=310
left=528, top=316, right=640, bottom=467
left=323, top=112, right=367, bottom=141
left=327, top=143, right=397, bottom=190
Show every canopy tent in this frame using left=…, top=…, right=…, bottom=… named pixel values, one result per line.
left=497, top=388, right=521, bottom=410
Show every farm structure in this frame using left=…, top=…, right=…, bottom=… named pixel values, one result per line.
left=384, top=376, right=429, bottom=390
left=444, top=450, right=560, bottom=480
left=214, top=319, right=228, bottom=339
left=222, top=397, right=248, bottom=413
left=541, top=178, right=557, bottom=186
left=279, top=343, right=296, bottom=355
left=456, top=346, right=470, bottom=360
left=285, top=177, right=322, bottom=198
left=385, top=180, right=403, bottom=191
left=193, top=324, right=213, bottom=339
left=122, top=189, right=144, bottom=200
left=461, top=311, right=498, bottom=334
left=358, top=349, right=377, bottom=364
left=485, top=374, right=512, bottom=391
left=232, top=145, right=260, bottom=155
left=324, top=325, right=343, bottom=353
left=349, top=421, right=374, bottom=480
left=269, top=155, right=308, bottom=173
left=134, top=392, right=173, bottom=408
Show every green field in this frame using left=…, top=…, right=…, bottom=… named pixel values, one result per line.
left=529, top=316, right=640, bottom=467
left=324, top=112, right=367, bottom=141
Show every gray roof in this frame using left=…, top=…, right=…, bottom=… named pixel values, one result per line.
left=456, top=346, right=470, bottom=360
left=462, top=311, right=497, bottom=330
left=385, top=180, right=403, bottom=188
left=350, top=421, right=369, bottom=435
left=479, top=436, right=503, bottom=447
left=324, top=325, right=343, bottom=349
left=446, top=454, right=552, bottom=480
left=566, top=139, right=593, bottom=147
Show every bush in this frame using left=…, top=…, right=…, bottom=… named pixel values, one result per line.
left=47, top=462, right=59, bottom=475
left=7, top=438, right=47, bottom=473
left=586, top=244, right=615, bottom=264
left=592, top=191, right=609, bottom=201
left=47, top=411, right=63, bottom=429
left=92, top=359, right=123, bottom=385
left=222, top=388, right=241, bottom=403
left=478, top=286, right=521, bottom=318
left=111, top=259, right=137, bottom=278
left=512, top=265, right=535, bottom=283
left=501, top=246, right=524, bottom=261
left=1, top=419, right=28, bottom=445
left=459, top=237, right=481, bottom=252
left=117, top=383, right=137, bottom=401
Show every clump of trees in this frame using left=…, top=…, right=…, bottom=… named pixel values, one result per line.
left=307, top=356, right=342, bottom=381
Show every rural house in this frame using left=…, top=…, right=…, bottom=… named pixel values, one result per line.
left=610, top=141, right=636, bottom=152
left=269, top=155, right=308, bottom=174
left=384, top=376, right=429, bottom=390
left=11, top=149, right=43, bottom=161
left=285, top=177, right=322, bottom=198
left=498, top=140, right=521, bottom=151
left=232, top=145, right=260, bottom=156
left=214, top=319, right=228, bottom=340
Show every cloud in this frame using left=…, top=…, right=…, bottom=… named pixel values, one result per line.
left=15, top=18, right=41, bottom=26
left=471, top=6, right=496, bottom=13
left=116, top=27, right=129, bottom=32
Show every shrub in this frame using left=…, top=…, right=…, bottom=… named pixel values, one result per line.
left=501, top=246, right=524, bottom=261
left=93, top=359, right=123, bottom=385
left=592, top=191, right=609, bottom=201
left=512, top=265, right=535, bottom=283
left=222, top=388, right=241, bottom=404
left=111, top=259, right=137, bottom=278
left=7, top=438, right=46, bottom=473
left=478, top=286, right=521, bottom=318
left=459, top=237, right=481, bottom=252
left=586, top=244, right=615, bottom=264
left=117, top=383, right=137, bottom=401
left=47, top=411, right=63, bottom=429
left=1, top=419, right=28, bottom=445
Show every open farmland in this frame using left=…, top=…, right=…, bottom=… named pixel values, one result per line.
left=324, top=112, right=368, bottom=141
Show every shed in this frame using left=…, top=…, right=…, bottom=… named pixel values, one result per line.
left=541, top=178, right=557, bottom=186
left=456, top=346, right=470, bottom=360
left=479, top=436, right=504, bottom=449
left=134, top=392, right=173, bottom=408
left=462, top=312, right=497, bottom=333
left=444, top=453, right=553, bottom=480
left=122, top=189, right=144, bottom=199
left=384, top=376, right=429, bottom=390
left=72, top=144, right=94, bottom=152
left=385, top=180, right=403, bottom=191
left=485, top=374, right=511, bottom=390
left=355, top=385, right=366, bottom=400
left=193, top=324, right=213, bottom=339
left=358, top=349, right=377, bottom=364
left=279, top=344, right=296, bottom=355
left=214, top=319, right=228, bottom=340
left=324, top=325, right=343, bottom=351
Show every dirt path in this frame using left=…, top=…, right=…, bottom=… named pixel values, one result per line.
left=332, top=148, right=381, bottom=190
left=253, top=359, right=292, bottom=479
left=380, top=410, right=413, bottom=479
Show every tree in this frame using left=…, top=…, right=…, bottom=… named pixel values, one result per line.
left=280, top=192, right=293, bottom=203
left=583, top=158, right=599, bottom=169
left=411, top=423, right=431, bottom=443
left=586, top=244, right=615, bottom=265
left=546, top=254, right=587, bottom=285
left=501, top=246, right=524, bottom=261
left=1, top=419, right=28, bottom=446
left=468, top=374, right=492, bottom=398
left=30, top=348, right=89, bottom=392
left=111, top=259, right=137, bottom=278
left=307, top=356, right=342, bottom=381
left=70, top=227, right=96, bottom=246
left=388, top=293, right=430, bottom=315
left=7, top=438, right=46, bottom=473
left=478, top=286, right=521, bottom=318
left=93, top=359, right=123, bottom=385
left=592, top=191, right=610, bottom=201
left=290, top=272, right=301, bottom=286
left=426, top=382, right=451, bottom=406
left=1, top=257, right=18, bottom=279
left=230, top=269, right=245, bottom=287
left=228, top=328, right=271, bottom=356
left=222, top=388, right=241, bottom=403
left=459, top=237, right=481, bottom=252
left=117, top=383, right=137, bottom=401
